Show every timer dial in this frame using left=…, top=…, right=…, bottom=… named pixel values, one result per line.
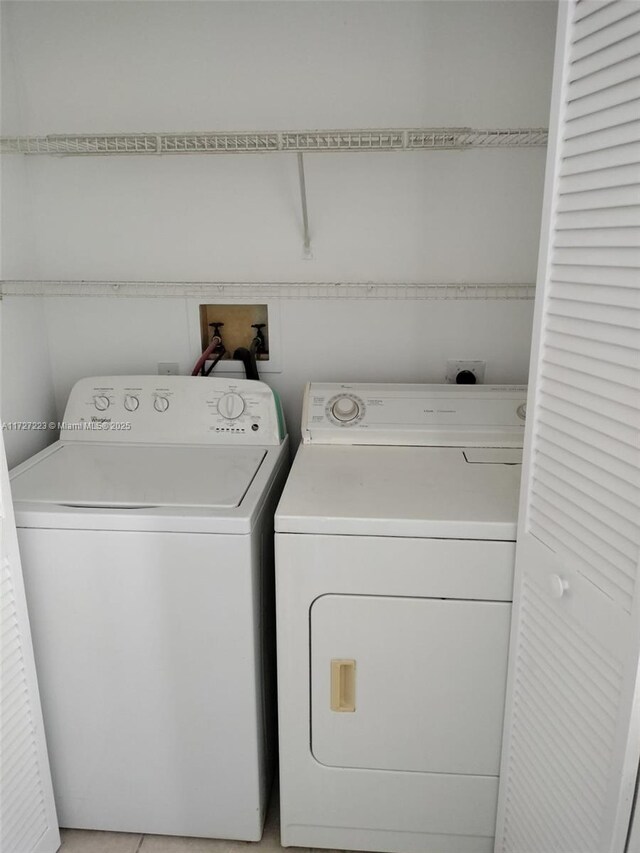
left=332, top=396, right=359, bottom=422
left=218, top=393, right=245, bottom=420
left=328, top=394, right=364, bottom=424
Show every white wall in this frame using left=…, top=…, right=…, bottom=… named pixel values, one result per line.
left=0, top=299, right=58, bottom=467
left=5, top=1, right=556, bottom=132
left=1, top=4, right=57, bottom=467
left=21, top=148, right=547, bottom=284
left=3, top=0, right=555, bottom=283
left=1, top=0, right=557, bottom=452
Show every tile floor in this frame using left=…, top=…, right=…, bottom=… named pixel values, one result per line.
left=58, top=789, right=317, bottom=853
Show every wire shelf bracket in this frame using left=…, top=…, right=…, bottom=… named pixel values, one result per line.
left=297, top=153, right=313, bottom=259
left=0, top=127, right=548, bottom=156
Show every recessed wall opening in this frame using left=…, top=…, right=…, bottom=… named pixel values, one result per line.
left=199, top=304, right=269, bottom=362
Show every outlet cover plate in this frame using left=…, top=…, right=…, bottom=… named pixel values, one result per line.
left=158, top=362, right=180, bottom=376
left=446, top=360, right=486, bottom=384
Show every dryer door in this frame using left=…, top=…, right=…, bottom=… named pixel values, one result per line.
left=310, top=594, right=511, bottom=776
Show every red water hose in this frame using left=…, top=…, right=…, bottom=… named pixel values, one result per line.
left=191, top=336, right=221, bottom=376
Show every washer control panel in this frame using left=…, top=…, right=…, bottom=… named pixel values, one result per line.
left=303, top=382, right=527, bottom=447
left=62, top=376, right=285, bottom=445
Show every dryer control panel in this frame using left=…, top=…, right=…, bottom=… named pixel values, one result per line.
left=61, top=376, right=285, bottom=445
left=302, top=382, right=527, bottom=447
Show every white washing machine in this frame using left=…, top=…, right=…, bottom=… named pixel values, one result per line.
left=275, top=382, right=526, bottom=853
left=10, top=375, right=288, bottom=840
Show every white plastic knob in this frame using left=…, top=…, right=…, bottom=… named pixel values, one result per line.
left=124, top=395, right=139, bottom=412
left=154, top=396, right=170, bottom=413
left=549, top=573, right=568, bottom=599
left=332, top=396, right=359, bottom=422
left=94, top=395, right=110, bottom=411
left=218, top=393, right=245, bottom=420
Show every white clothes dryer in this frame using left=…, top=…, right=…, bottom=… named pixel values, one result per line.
left=11, top=376, right=288, bottom=840
left=275, top=382, right=526, bottom=853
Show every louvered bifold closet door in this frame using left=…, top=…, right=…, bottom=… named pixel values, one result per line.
left=495, top=2, right=640, bottom=853
left=0, top=436, right=59, bottom=853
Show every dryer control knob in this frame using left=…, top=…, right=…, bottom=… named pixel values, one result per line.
left=154, top=396, right=170, bottom=413
left=218, top=393, right=245, bottom=420
left=94, top=395, right=110, bottom=411
left=331, top=396, right=360, bottom=422
left=124, top=395, right=139, bottom=412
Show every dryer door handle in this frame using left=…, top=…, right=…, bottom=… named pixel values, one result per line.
left=330, top=659, right=356, bottom=712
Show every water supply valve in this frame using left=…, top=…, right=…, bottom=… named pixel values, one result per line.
left=251, top=323, right=267, bottom=356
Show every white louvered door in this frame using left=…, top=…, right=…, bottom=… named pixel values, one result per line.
left=495, top=2, right=640, bottom=852
left=0, top=434, right=59, bottom=853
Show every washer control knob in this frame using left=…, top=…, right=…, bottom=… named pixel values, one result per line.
left=331, top=396, right=360, bottom=422
left=124, top=394, right=139, bottom=412
left=517, top=403, right=527, bottom=421
left=94, top=395, right=110, bottom=411
left=154, top=396, right=170, bottom=413
left=218, top=393, right=245, bottom=420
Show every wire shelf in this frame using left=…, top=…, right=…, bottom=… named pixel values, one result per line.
left=0, top=127, right=548, bottom=156
left=0, top=281, right=536, bottom=301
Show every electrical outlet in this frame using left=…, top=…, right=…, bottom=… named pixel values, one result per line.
left=157, top=362, right=180, bottom=376
left=446, top=360, right=486, bottom=384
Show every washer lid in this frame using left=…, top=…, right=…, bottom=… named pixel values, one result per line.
left=10, top=443, right=266, bottom=509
